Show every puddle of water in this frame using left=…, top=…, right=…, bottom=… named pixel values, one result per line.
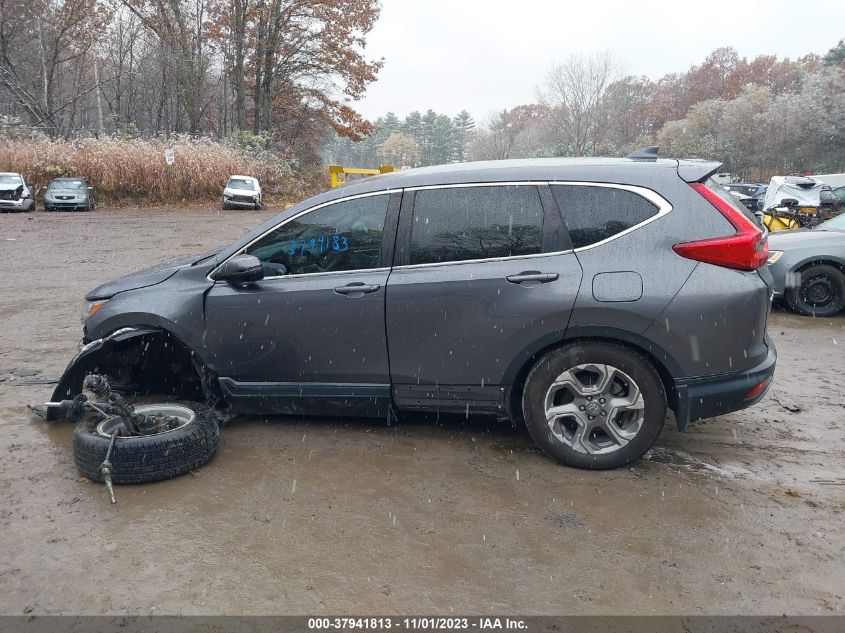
left=644, top=446, right=753, bottom=478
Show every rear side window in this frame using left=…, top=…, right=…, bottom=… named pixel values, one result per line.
left=551, top=185, right=658, bottom=249
left=409, top=185, right=544, bottom=265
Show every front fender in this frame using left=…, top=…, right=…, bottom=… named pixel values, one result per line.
left=47, top=327, right=160, bottom=420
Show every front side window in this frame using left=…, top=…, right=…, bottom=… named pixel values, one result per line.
left=409, top=185, right=544, bottom=265
left=245, top=195, right=389, bottom=276
left=551, top=185, right=659, bottom=249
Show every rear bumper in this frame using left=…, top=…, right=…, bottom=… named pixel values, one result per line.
left=672, top=337, right=777, bottom=430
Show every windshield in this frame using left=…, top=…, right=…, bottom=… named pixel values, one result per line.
left=49, top=179, right=86, bottom=190
left=817, top=214, right=845, bottom=231
left=0, top=174, right=22, bottom=185
left=228, top=178, right=255, bottom=191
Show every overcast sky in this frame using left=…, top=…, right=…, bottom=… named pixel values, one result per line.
left=354, top=0, right=845, bottom=123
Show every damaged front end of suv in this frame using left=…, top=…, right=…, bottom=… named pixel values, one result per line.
left=46, top=253, right=225, bottom=421
left=0, top=172, right=35, bottom=212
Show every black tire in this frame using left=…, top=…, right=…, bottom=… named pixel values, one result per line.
left=785, top=264, right=845, bottom=317
left=522, top=342, right=666, bottom=470
left=222, top=200, right=231, bottom=210
left=43, top=204, right=51, bottom=213
left=73, top=405, right=219, bottom=484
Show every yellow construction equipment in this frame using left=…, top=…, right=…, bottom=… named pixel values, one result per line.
left=329, top=164, right=395, bottom=188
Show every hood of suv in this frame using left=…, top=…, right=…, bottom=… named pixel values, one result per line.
left=0, top=183, right=24, bottom=196
left=85, top=252, right=216, bottom=300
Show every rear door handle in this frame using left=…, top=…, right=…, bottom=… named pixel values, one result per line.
left=334, top=282, right=381, bottom=296
left=505, top=271, right=559, bottom=284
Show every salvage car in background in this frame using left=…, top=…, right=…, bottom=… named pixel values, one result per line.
left=761, top=175, right=841, bottom=231
left=723, top=182, right=766, bottom=213
left=48, top=152, right=776, bottom=478
left=0, top=172, right=35, bottom=212
left=43, top=177, right=95, bottom=212
left=768, top=213, right=845, bottom=317
left=222, top=175, right=262, bottom=210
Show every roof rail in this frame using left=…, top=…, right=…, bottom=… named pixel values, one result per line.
left=627, top=146, right=659, bottom=162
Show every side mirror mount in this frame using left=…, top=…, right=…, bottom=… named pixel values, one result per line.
left=212, top=254, right=264, bottom=284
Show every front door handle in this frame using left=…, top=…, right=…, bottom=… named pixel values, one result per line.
left=505, top=271, right=559, bottom=285
left=334, top=282, right=381, bottom=296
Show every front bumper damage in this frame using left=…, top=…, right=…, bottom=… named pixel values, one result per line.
left=0, top=197, right=34, bottom=211
left=47, top=327, right=160, bottom=420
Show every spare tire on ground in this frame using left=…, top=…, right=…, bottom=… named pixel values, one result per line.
left=73, top=403, right=220, bottom=484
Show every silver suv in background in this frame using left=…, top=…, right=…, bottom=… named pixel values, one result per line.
left=51, top=151, right=776, bottom=470
left=0, top=172, right=35, bottom=212
left=222, top=175, right=262, bottom=210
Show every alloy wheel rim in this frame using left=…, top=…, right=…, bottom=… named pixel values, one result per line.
left=544, top=363, right=645, bottom=455
left=95, top=404, right=195, bottom=438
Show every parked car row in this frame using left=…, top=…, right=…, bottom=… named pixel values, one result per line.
left=1, top=173, right=266, bottom=213
left=0, top=172, right=95, bottom=213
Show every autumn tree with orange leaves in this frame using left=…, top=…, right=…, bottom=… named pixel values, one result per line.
left=207, top=0, right=382, bottom=156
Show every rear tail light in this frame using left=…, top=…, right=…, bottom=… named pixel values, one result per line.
left=744, top=377, right=771, bottom=400
left=673, top=183, right=768, bottom=271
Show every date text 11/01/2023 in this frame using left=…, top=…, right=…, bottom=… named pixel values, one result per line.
left=307, top=617, right=528, bottom=630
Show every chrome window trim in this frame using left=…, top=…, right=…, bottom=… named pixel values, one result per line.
left=394, top=180, right=672, bottom=269
left=253, top=266, right=391, bottom=282
left=209, top=181, right=673, bottom=279
left=392, top=249, right=574, bottom=271
left=405, top=181, right=542, bottom=191
left=208, top=189, right=395, bottom=282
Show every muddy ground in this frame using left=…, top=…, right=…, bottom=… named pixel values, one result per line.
left=0, top=207, right=843, bottom=616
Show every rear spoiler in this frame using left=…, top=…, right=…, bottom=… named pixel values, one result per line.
left=677, top=160, right=723, bottom=183
left=626, top=146, right=722, bottom=183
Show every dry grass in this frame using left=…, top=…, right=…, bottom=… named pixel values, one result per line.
left=0, top=136, right=306, bottom=204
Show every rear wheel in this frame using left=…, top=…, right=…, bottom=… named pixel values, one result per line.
left=785, top=264, right=845, bottom=317
left=522, top=342, right=666, bottom=470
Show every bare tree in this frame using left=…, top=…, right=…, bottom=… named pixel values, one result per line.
left=539, top=51, right=620, bottom=156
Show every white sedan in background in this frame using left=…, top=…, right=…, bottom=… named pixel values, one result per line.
left=222, top=175, right=262, bottom=210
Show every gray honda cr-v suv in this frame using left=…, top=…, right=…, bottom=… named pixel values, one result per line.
left=51, top=151, right=776, bottom=469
